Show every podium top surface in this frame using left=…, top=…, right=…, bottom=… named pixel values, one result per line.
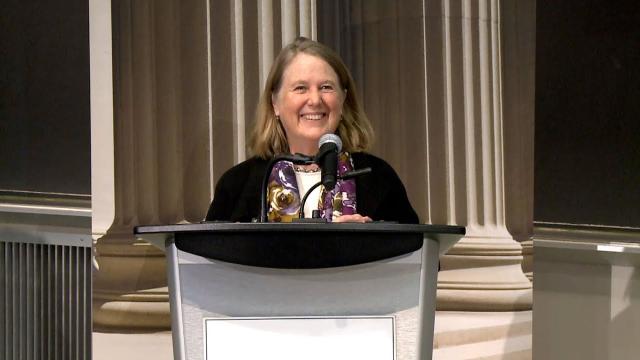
left=134, top=222, right=465, bottom=235
left=135, top=222, right=465, bottom=269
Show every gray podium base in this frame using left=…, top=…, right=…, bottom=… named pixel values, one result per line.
left=167, top=238, right=440, bottom=360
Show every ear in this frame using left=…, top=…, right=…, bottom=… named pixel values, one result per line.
left=271, top=93, right=280, bottom=117
left=340, top=88, right=347, bottom=106
left=338, top=89, right=347, bottom=112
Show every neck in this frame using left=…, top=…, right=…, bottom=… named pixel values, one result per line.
left=288, top=142, right=318, bottom=157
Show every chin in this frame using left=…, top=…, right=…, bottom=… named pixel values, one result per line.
left=300, top=129, right=328, bottom=140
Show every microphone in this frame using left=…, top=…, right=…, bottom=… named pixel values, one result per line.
left=315, top=134, right=342, bottom=191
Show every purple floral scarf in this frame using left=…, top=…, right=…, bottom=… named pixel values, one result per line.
left=267, top=152, right=357, bottom=222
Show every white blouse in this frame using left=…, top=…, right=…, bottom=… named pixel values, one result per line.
left=294, top=170, right=322, bottom=218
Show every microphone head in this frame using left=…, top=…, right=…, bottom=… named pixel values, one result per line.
left=318, top=133, right=342, bottom=152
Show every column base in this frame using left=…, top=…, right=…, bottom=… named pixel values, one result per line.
left=521, top=240, right=533, bottom=281
left=437, top=234, right=533, bottom=311
left=93, top=287, right=171, bottom=331
left=437, top=288, right=532, bottom=311
left=93, top=234, right=171, bottom=331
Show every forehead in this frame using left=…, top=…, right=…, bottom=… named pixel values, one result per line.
left=280, top=53, right=340, bottom=83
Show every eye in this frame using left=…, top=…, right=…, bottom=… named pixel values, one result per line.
left=293, top=85, right=307, bottom=93
left=320, top=84, right=335, bottom=92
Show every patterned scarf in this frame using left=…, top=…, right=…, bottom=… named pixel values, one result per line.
left=267, top=152, right=357, bottom=222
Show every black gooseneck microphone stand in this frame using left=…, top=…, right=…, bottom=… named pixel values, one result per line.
left=296, top=167, right=373, bottom=220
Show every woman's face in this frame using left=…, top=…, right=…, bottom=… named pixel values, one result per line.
left=272, top=53, right=345, bottom=155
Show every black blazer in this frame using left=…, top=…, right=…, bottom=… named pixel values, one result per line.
left=206, top=152, right=419, bottom=224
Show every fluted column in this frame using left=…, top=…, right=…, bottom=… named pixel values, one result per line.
left=92, top=0, right=211, bottom=330
left=502, top=0, right=536, bottom=281
left=431, top=0, right=532, bottom=310
left=316, top=0, right=533, bottom=310
left=91, top=0, right=318, bottom=330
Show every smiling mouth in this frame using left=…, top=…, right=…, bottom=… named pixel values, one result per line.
left=300, top=113, right=326, bottom=120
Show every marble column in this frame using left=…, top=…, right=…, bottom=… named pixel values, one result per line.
left=91, top=0, right=211, bottom=330
left=502, top=0, right=536, bottom=282
left=316, top=0, right=533, bottom=311
left=430, top=0, right=533, bottom=310
left=90, top=0, right=318, bottom=330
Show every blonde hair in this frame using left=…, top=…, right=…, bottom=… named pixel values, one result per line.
left=250, top=37, right=374, bottom=158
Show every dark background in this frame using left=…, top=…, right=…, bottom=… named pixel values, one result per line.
left=535, top=0, right=640, bottom=227
left=0, top=0, right=91, bottom=196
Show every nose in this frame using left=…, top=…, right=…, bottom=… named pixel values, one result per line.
left=307, top=88, right=322, bottom=106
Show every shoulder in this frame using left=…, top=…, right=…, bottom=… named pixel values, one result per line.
left=351, top=152, right=403, bottom=187
left=213, top=156, right=268, bottom=204
left=223, top=156, right=269, bottom=174
left=207, top=156, right=267, bottom=221
left=351, top=152, right=419, bottom=224
left=217, top=156, right=268, bottom=185
left=351, top=152, right=396, bottom=174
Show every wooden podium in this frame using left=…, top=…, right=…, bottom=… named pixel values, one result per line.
left=135, top=222, right=464, bottom=360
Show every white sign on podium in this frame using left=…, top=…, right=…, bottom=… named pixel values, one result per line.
left=204, top=316, right=395, bottom=360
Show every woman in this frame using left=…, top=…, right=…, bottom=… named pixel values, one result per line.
left=206, top=37, right=418, bottom=224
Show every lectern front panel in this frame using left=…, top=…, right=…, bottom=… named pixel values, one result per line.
left=174, top=246, right=426, bottom=360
